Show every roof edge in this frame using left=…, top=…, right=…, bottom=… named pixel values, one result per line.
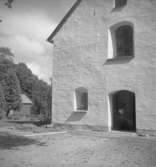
left=47, top=0, right=82, bottom=43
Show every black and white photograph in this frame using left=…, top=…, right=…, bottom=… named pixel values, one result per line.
left=0, top=0, right=156, bottom=166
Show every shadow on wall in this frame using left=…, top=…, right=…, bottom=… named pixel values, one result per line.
left=66, top=112, right=86, bottom=122
left=0, top=132, right=46, bottom=150
left=104, top=56, right=134, bottom=65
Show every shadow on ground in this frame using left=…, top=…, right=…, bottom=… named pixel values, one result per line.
left=0, top=132, right=46, bottom=150
left=5, top=119, right=51, bottom=127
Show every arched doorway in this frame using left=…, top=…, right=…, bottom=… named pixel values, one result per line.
left=111, top=90, right=136, bottom=132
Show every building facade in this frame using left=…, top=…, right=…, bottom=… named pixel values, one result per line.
left=48, top=0, right=156, bottom=132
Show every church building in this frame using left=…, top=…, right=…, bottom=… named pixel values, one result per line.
left=48, top=0, right=156, bottom=133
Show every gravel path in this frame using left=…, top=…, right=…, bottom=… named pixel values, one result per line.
left=0, top=130, right=156, bottom=167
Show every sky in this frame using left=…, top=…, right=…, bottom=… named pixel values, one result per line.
left=0, top=0, right=74, bottom=83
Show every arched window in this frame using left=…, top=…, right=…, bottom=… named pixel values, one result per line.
left=75, top=87, right=88, bottom=111
left=115, top=0, right=127, bottom=8
left=115, top=25, right=133, bottom=57
left=108, top=21, right=134, bottom=59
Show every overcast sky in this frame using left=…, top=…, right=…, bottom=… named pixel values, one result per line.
left=0, top=0, right=74, bottom=83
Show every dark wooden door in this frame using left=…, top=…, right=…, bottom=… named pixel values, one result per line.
left=112, top=90, right=136, bottom=131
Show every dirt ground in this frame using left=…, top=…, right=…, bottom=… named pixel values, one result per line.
left=0, top=124, right=156, bottom=167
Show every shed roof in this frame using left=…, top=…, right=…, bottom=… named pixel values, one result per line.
left=47, top=0, right=82, bottom=43
left=21, top=94, right=32, bottom=104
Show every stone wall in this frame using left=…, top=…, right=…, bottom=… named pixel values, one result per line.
left=52, top=0, right=156, bottom=130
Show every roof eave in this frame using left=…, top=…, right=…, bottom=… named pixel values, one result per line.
left=47, top=0, right=82, bottom=44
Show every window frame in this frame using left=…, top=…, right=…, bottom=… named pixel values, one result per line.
left=107, top=21, right=134, bottom=61
left=74, top=87, right=88, bottom=112
left=114, top=0, right=127, bottom=9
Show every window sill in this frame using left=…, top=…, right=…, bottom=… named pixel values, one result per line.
left=107, top=56, right=134, bottom=62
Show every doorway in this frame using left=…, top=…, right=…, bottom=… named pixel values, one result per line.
left=111, top=90, right=136, bottom=132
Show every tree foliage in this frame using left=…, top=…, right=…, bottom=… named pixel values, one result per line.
left=3, top=69, right=21, bottom=113
left=15, top=63, right=36, bottom=96
left=0, top=48, right=21, bottom=116
left=0, top=47, right=14, bottom=62
left=15, top=63, right=51, bottom=121
left=0, top=57, right=21, bottom=116
left=0, top=47, right=52, bottom=123
left=0, top=84, right=6, bottom=117
left=3, top=0, right=14, bottom=8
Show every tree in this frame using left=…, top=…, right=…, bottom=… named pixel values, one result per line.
left=3, top=69, right=21, bottom=116
left=3, top=0, right=14, bottom=8
left=47, top=82, right=52, bottom=123
left=0, top=84, right=6, bottom=118
left=0, top=59, right=14, bottom=76
left=0, top=51, right=52, bottom=122
left=31, top=80, right=49, bottom=114
left=0, top=58, right=21, bottom=116
left=15, top=63, right=36, bottom=97
left=15, top=62, right=51, bottom=124
left=0, top=47, right=14, bottom=62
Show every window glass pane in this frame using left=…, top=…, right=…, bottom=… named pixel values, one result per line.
left=76, top=90, right=88, bottom=110
left=115, top=25, right=133, bottom=57
left=115, top=0, right=127, bottom=8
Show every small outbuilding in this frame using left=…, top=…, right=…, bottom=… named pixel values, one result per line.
left=20, top=94, right=32, bottom=116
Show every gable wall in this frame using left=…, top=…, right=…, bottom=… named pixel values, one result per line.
left=52, top=0, right=156, bottom=130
